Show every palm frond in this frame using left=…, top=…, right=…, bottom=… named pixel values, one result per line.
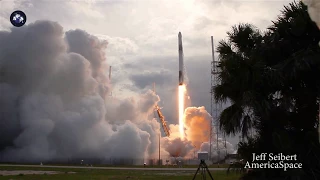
left=219, top=103, right=243, bottom=135
left=226, top=23, right=262, bottom=56
left=241, top=115, right=253, bottom=138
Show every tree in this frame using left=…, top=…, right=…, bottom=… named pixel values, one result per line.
left=214, top=1, right=320, bottom=179
left=214, top=23, right=265, bottom=138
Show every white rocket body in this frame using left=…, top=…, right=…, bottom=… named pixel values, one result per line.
left=178, top=32, right=184, bottom=85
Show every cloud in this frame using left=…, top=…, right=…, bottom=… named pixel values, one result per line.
left=161, top=106, right=236, bottom=160
left=96, top=34, right=139, bottom=56
left=162, top=137, right=194, bottom=157
left=0, top=20, right=163, bottom=162
left=0, top=20, right=67, bottom=93
left=0, top=0, right=295, bottom=156
left=184, top=106, right=211, bottom=149
left=65, top=30, right=108, bottom=77
left=0, top=84, right=20, bottom=151
left=200, top=139, right=236, bottom=161
left=129, top=69, right=173, bottom=89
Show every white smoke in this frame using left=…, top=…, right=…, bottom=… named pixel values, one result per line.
left=0, top=21, right=162, bottom=162
left=162, top=136, right=194, bottom=157
left=200, top=139, right=236, bottom=162
left=0, top=20, right=235, bottom=163
left=162, top=106, right=235, bottom=160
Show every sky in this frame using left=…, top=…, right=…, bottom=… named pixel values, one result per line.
left=0, top=0, right=294, bottom=148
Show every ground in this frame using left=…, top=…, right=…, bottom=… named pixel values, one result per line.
left=0, top=165, right=242, bottom=180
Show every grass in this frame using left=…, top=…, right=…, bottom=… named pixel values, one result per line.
left=0, top=163, right=231, bottom=168
left=0, top=165, right=242, bottom=180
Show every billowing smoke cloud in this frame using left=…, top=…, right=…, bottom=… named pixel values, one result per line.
left=162, top=124, right=194, bottom=157
left=162, top=106, right=235, bottom=160
left=0, top=20, right=162, bottom=162
left=200, top=140, right=236, bottom=162
left=65, top=29, right=111, bottom=99
left=184, top=106, right=211, bottom=149
left=162, top=137, right=194, bottom=157
left=0, top=20, right=235, bottom=163
left=183, top=106, right=235, bottom=160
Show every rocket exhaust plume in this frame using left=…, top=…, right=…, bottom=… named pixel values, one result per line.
left=179, top=85, right=186, bottom=139
left=178, top=32, right=185, bottom=139
left=0, top=21, right=237, bottom=163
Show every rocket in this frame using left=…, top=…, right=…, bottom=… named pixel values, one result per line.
left=178, top=32, right=184, bottom=85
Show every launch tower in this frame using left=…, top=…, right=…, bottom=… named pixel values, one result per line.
left=209, top=36, right=227, bottom=163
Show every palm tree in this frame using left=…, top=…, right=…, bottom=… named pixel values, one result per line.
left=214, top=23, right=268, bottom=138
left=214, top=1, right=320, bottom=179
left=237, top=137, right=257, bottom=162
left=215, top=1, right=320, bottom=140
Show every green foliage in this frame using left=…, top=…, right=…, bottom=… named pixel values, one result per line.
left=214, top=1, right=320, bottom=179
left=237, top=137, right=258, bottom=162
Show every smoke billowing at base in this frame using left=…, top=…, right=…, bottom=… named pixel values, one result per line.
left=0, top=21, right=234, bottom=163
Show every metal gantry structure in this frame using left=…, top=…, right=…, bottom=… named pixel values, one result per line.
left=153, top=83, right=170, bottom=137
left=209, top=36, right=227, bottom=163
left=155, top=105, right=170, bottom=137
left=153, top=83, right=170, bottom=166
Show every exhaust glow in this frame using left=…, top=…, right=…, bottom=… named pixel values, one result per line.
left=179, top=85, right=186, bottom=139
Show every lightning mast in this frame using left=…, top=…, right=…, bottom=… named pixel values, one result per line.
left=210, top=36, right=227, bottom=163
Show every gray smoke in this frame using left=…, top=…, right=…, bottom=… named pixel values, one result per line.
left=162, top=136, right=194, bottom=157
left=200, top=140, right=236, bottom=162
left=0, top=20, right=162, bottom=162
left=0, top=20, right=235, bottom=163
